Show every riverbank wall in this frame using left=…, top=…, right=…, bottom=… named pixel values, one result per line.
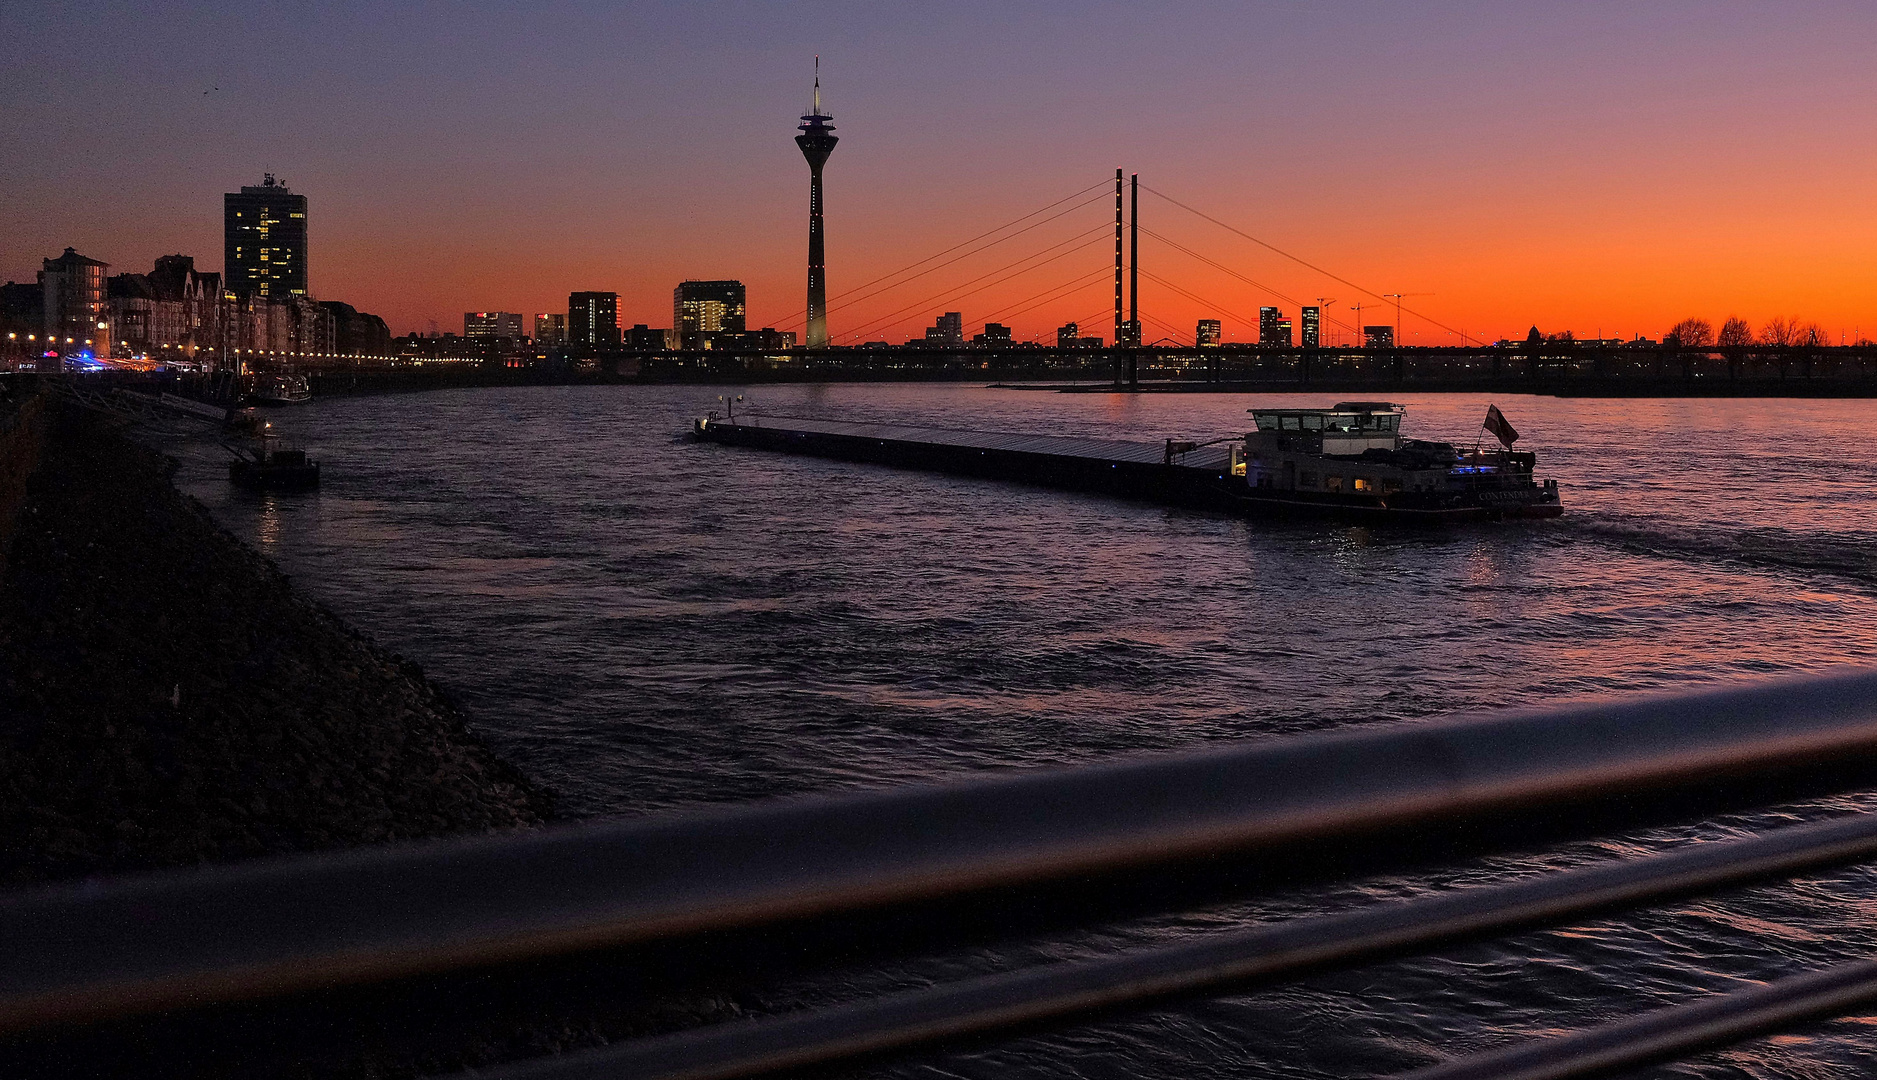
left=0, top=393, right=550, bottom=886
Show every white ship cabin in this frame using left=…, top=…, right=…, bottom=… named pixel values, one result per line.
left=1249, top=402, right=1403, bottom=456
left=1235, top=402, right=1454, bottom=495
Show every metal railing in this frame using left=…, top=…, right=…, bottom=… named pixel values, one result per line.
left=10, top=670, right=1877, bottom=1076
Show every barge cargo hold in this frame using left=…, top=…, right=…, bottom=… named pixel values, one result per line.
left=692, top=404, right=1562, bottom=523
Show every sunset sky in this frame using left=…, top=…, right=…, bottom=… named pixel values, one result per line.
left=6, top=1, right=1877, bottom=344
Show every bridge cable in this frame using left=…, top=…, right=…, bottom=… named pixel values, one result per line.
left=837, top=228, right=1112, bottom=343
left=837, top=229, right=1114, bottom=344
left=1140, top=225, right=1363, bottom=338
left=1141, top=184, right=1477, bottom=345
left=979, top=266, right=1116, bottom=326
left=768, top=178, right=1114, bottom=330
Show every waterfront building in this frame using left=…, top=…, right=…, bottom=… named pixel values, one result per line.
left=625, top=324, right=675, bottom=349
left=224, top=174, right=308, bottom=300
left=1057, top=322, right=1081, bottom=348
left=320, top=301, right=392, bottom=356
left=533, top=313, right=566, bottom=345
left=1119, top=319, right=1141, bottom=347
left=106, top=255, right=225, bottom=360
left=973, top=322, right=1012, bottom=346
left=924, top=311, right=964, bottom=346
left=40, top=247, right=110, bottom=356
left=1272, top=318, right=1293, bottom=347
left=1301, top=307, right=1321, bottom=348
left=674, top=280, right=746, bottom=349
left=1364, top=325, right=1395, bottom=348
left=1196, top=319, right=1222, bottom=347
left=465, top=311, right=524, bottom=339
left=795, top=60, right=838, bottom=348
left=708, top=327, right=797, bottom=351
left=568, top=292, right=620, bottom=346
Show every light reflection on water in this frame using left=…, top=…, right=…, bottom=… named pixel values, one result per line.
left=174, top=385, right=1877, bottom=1078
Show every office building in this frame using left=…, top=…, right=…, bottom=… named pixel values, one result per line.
left=568, top=292, right=620, bottom=346
left=1258, top=306, right=1284, bottom=346
left=924, top=311, right=964, bottom=346
left=1300, top=307, right=1321, bottom=348
left=795, top=61, right=838, bottom=348
left=534, top=313, right=566, bottom=345
left=1364, top=325, right=1395, bottom=348
left=972, top=322, right=1012, bottom=346
left=40, top=247, right=110, bottom=355
left=224, top=174, right=308, bottom=300
left=674, top=280, right=746, bottom=349
left=1271, top=318, right=1292, bottom=347
left=1196, top=319, right=1222, bottom=347
left=465, top=312, right=524, bottom=339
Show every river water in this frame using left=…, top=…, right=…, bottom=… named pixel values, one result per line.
left=174, top=384, right=1877, bottom=1077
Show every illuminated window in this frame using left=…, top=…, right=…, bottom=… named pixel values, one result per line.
left=1354, top=478, right=1373, bottom=492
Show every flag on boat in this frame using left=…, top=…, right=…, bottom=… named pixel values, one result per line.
left=1483, top=404, right=1519, bottom=448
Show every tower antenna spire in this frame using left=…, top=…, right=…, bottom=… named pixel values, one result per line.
left=796, top=57, right=838, bottom=349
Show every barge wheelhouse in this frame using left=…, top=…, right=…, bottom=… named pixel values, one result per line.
left=1231, top=402, right=1561, bottom=520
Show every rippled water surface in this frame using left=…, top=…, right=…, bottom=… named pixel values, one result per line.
left=175, top=385, right=1877, bottom=1077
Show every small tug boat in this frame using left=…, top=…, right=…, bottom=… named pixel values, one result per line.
left=225, top=434, right=320, bottom=491
left=1226, top=402, right=1560, bottom=520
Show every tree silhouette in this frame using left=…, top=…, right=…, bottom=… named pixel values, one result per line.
left=1760, top=316, right=1797, bottom=347
left=1664, top=318, right=1714, bottom=348
left=1716, top=317, right=1754, bottom=347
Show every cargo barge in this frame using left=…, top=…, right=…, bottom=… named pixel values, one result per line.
left=692, top=402, right=1561, bottom=523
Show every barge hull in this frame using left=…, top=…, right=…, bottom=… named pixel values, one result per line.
left=694, top=417, right=1552, bottom=523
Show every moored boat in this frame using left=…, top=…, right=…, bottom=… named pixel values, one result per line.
left=250, top=374, right=311, bottom=406
left=225, top=437, right=320, bottom=491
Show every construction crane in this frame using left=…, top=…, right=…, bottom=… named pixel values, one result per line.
left=1382, top=292, right=1434, bottom=346
left=1314, top=297, right=1336, bottom=346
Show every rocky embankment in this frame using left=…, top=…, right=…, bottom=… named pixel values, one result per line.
left=0, top=392, right=550, bottom=885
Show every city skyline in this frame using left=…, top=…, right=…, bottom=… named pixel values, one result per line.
left=6, top=2, right=1877, bottom=344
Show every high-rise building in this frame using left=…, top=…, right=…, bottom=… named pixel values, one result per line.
left=924, top=311, right=963, bottom=346
left=1300, top=307, right=1321, bottom=348
left=1196, top=319, right=1222, bottom=347
left=40, top=247, right=110, bottom=355
left=1363, top=325, right=1395, bottom=348
left=1258, top=306, right=1284, bottom=346
left=674, top=280, right=746, bottom=349
left=795, top=59, right=838, bottom=349
left=465, top=311, right=524, bottom=339
left=568, top=292, right=619, bottom=346
left=534, top=313, right=566, bottom=345
left=224, top=174, right=308, bottom=300
left=1057, top=322, right=1080, bottom=348
left=972, top=322, right=1012, bottom=346
left=1272, top=318, right=1293, bottom=347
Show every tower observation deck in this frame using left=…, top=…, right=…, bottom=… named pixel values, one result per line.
left=795, top=59, right=838, bottom=349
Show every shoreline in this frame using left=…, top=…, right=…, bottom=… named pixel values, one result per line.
left=0, top=392, right=551, bottom=886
